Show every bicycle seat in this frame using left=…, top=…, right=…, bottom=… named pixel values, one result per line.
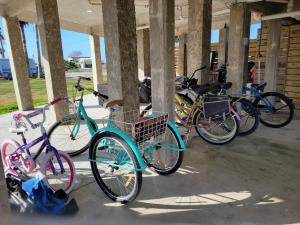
left=251, top=82, right=267, bottom=91
left=105, top=99, right=123, bottom=108
left=9, top=127, right=27, bottom=133
left=191, top=83, right=211, bottom=95
left=219, top=82, right=232, bottom=90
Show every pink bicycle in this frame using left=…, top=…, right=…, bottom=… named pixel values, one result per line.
left=1, top=97, right=76, bottom=194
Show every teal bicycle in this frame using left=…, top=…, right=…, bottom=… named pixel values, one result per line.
left=48, top=77, right=186, bottom=203
left=47, top=77, right=107, bottom=156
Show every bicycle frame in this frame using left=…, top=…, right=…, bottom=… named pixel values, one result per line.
left=90, top=120, right=185, bottom=172
left=243, top=86, right=275, bottom=113
left=70, top=92, right=99, bottom=138
left=8, top=130, right=64, bottom=175
left=71, top=86, right=185, bottom=172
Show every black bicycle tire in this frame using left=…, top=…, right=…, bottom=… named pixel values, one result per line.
left=253, top=92, right=294, bottom=128
left=150, top=124, right=184, bottom=175
left=47, top=117, right=97, bottom=157
left=193, top=110, right=240, bottom=145
left=89, top=131, right=142, bottom=204
left=140, top=104, right=152, bottom=117
left=235, top=98, right=259, bottom=136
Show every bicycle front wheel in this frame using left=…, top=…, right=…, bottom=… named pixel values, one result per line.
left=48, top=117, right=97, bottom=157
left=253, top=92, right=294, bottom=128
left=89, top=131, right=142, bottom=204
left=42, top=151, right=76, bottom=194
left=234, top=98, right=259, bottom=136
left=144, top=124, right=184, bottom=175
left=194, top=110, right=239, bottom=145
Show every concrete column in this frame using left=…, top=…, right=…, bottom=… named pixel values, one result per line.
left=102, top=0, right=139, bottom=112
left=227, top=3, right=251, bottom=96
left=3, top=17, right=33, bottom=111
left=149, top=0, right=175, bottom=121
left=187, top=0, right=212, bottom=83
left=178, top=33, right=188, bottom=76
left=90, top=34, right=104, bottom=90
left=264, top=19, right=281, bottom=92
left=137, top=28, right=151, bottom=80
left=0, top=157, right=10, bottom=225
left=218, top=25, right=229, bottom=65
left=36, top=0, right=68, bottom=121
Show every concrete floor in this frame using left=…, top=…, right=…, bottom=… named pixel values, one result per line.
left=1, top=95, right=299, bottom=225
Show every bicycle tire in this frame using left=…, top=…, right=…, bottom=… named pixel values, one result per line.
left=253, top=92, right=294, bottom=128
left=146, top=124, right=184, bottom=175
left=47, top=117, right=97, bottom=157
left=89, top=131, right=142, bottom=204
left=234, top=98, right=259, bottom=136
left=193, top=109, right=240, bottom=145
left=140, top=104, right=152, bottom=117
left=41, top=150, right=76, bottom=194
left=1, top=139, right=21, bottom=169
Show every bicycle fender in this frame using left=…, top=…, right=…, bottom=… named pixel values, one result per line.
left=167, top=120, right=186, bottom=150
left=230, top=107, right=241, bottom=121
left=91, top=127, right=147, bottom=170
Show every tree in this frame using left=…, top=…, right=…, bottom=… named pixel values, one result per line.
left=19, top=21, right=30, bottom=75
left=35, top=24, right=43, bottom=78
left=68, top=50, right=83, bottom=58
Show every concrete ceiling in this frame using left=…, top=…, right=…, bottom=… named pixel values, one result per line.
left=0, top=0, right=293, bottom=36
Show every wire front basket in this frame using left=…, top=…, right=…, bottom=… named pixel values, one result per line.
left=62, top=98, right=78, bottom=121
left=103, top=110, right=169, bottom=151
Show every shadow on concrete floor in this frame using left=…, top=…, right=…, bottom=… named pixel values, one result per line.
left=2, top=96, right=299, bottom=225
left=10, top=117, right=300, bottom=225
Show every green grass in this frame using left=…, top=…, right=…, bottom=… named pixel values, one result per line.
left=66, top=68, right=80, bottom=72
left=0, top=78, right=93, bottom=115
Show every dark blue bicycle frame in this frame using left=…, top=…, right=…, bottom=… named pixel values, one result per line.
left=243, top=85, right=275, bottom=113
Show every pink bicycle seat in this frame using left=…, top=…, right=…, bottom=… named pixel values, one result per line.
left=13, top=113, right=23, bottom=120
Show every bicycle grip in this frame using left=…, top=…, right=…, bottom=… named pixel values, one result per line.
left=93, top=91, right=109, bottom=100
left=51, top=97, right=63, bottom=105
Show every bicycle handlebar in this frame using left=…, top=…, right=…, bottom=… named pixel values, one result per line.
left=189, top=66, right=207, bottom=80
left=75, top=77, right=109, bottom=100
left=17, top=97, right=65, bottom=129
left=177, top=66, right=207, bottom=89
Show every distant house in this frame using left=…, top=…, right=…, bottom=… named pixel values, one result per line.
left=67, top=56, right=92, bottom=69
left=0, top=58, right=37, bottom=79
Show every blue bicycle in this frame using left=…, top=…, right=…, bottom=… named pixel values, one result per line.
left=243, top=82, right=294, bottom=128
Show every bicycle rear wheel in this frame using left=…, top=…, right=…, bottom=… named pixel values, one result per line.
left=89, top=131, right=142, bottom=204
left=253, top=92, right=294, bottom=128
left=140, top=104, right=152, bottom=117
left=193, top=110, right=239, bottom=145
left=48, top=116, right=97, bottom=157
left=144, top=124, right=184, bottom=175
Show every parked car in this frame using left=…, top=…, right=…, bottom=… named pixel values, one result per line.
left=0, top=58, right=37, bottom=80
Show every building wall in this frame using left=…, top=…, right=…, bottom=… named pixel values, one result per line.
left=174, top=25, right=300, bottom=108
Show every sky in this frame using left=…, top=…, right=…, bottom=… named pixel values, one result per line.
left=0, top=18, right=261, bottom=64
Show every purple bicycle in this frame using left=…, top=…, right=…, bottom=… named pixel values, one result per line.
left=1, top=97, right=76, bottom=194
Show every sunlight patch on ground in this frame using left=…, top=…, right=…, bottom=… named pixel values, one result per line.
left=130, top=207, right=199, bottom=215
left=137, top=191, right=252, bottom=206
left=256, top=196, right=284, bottom=205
